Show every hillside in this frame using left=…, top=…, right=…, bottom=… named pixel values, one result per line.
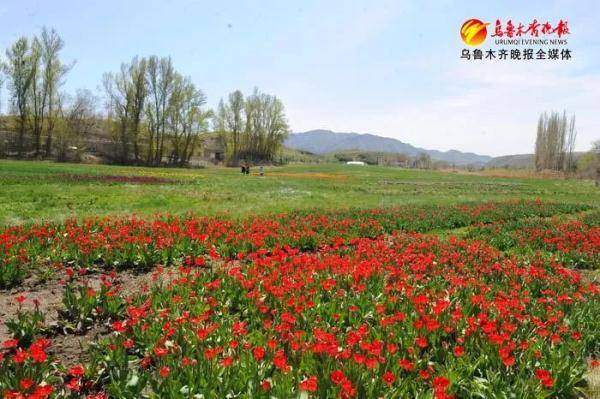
left=486, top=152, right=585, bottom=169
left=286, top=130, right=492, bottom=166
left=486, top=154, right=534, bottom=169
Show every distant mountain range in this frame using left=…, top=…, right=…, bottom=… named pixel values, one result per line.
left=285, top=130, right=493, bottom=166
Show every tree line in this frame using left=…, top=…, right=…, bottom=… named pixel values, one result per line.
left=0, top=28, right=289, bottom=166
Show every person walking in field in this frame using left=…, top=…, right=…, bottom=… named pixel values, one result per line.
left=245, top=163, right=250, bottom=175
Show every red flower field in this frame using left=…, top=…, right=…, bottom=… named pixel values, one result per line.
left=0, top=200, right=598, bottom=398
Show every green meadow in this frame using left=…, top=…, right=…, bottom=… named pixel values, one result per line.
left=1, top=159, right=597, bottom=226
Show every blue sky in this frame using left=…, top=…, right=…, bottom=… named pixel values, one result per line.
left=1, top=0, right=598, bottom=156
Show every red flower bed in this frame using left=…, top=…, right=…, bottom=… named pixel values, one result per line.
left=0, top=200, right=588, bottom=287
left=2, top=233, right=597, bottom=398
left=466, top=216, right=600, bottom=268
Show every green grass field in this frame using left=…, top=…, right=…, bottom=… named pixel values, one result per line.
left=1, top=159, right=598, bottom=226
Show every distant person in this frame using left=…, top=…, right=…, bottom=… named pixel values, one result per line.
left=241, top=165, right=246, bottom=174
left=245, top=163, right=250, bottom=175
left=259, top=166, right=264, bottom=177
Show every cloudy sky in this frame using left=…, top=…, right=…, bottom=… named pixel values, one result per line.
left=1, top=0, right=598, bottom=156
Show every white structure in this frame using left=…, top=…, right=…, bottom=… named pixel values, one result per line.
left=346, top=161, right=365, bottom=166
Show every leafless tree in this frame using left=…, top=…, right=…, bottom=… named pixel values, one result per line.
left=414, top=152, right=432, bottom=169
left=55, top=89, right=98, bottom=161
left=534, top=111, right=577, bottom=172
left=104, top=57, right=148, bottom=163
left=103, top=62, right=136, bottom=164
left=593, top=140, right=600, bottom=186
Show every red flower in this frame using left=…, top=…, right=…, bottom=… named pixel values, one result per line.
left=299, top=376, right=318, bottom=392
left=330, top=370, right=346, bottom=385
left=66, top=377, right=82, bottom=392
left=340, top=379, right=357, bottom=398
left=253, top=346, right=265, bottom=361
left=3, top=339, right=19, bottom=349
left=20, top=378, right=34, bottom=390
left=501, top=355, right=515, bottom=367
left=260, top=380, right=271, bottom=391
left=273, top=350, right=290, bottom=373
left=31, top=384, right=53, bottom=398
left=415, top=336, right=428, bottom=348
left=112, top=320, right=127, bottom=333
left=13, top=349, right=28, bottom=363
left=535, top=369, right=554, bottom=388
left=382, top=371, right=396, bottom=385
left=153, top=346, right=168, bottom=357
left=453, top=346, right=464, bottom=357
left=220, top=356, right=234, bottom=367
left=399, top=358, right=414, bottom=371
left=69, top=365, right=85, bottom=377
left=433, top=376, right=450, bottom=391
left=159, top=366, right=170, bottom=378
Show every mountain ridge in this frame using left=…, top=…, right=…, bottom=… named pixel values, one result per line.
left=285, top=130, right=492, bottom=166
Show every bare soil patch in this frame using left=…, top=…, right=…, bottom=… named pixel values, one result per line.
left=0, top=267, right=166, bottom=342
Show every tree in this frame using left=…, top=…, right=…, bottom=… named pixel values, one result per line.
left=145, top=56, right=175, bottom=166
left=128, top=57, right=147, bottom=163
left=0, top=56, right=4, bottom=115
left=1, top=28, right=69, bottom=158
left=593, top=140, right=600, bottom=186
left=103, top=65, right=131, bottom=163
left=251, top=89, right=288, bottom=162
left=3, top=37, right=35, bottom=157
left=28, top=38, right=43, bottom=156
left=414, top=152, right=432, bottom=169
left=534, top=111, right=577, bottom=172
left=103, top=57, right=147, bottom=164
left=40, top=27, right=69, bottom=157
left=216, top=90, right=244, bottom=164
left=167, top=74, right=211, bottom=166
left=564, top=115, right=577, bottom=173
left=218, top=88, right=288, bottom=163
left=55, top=89, right=98, bottom=161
